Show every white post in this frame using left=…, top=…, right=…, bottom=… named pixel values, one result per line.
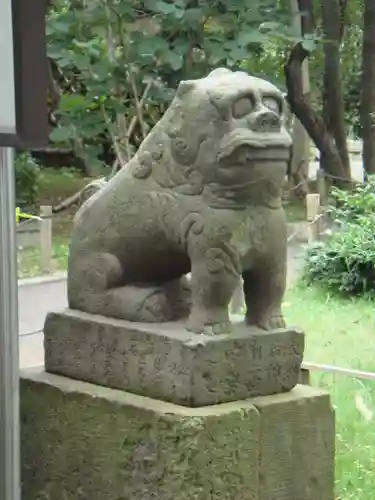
left=316, top=168, right=327, bottom=205
left=306, top=193, right=321, bottom=243
left=0, top=147, right=20, bottom=500
left=40, top=205, right=53, bottom=274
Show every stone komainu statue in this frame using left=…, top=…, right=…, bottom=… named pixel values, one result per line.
left=67, top=68, right=292, bottom=333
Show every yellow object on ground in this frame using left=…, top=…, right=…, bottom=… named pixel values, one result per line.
left=15, top=207, right=42, bottom=224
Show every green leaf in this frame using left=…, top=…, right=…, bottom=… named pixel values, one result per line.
left=47, top=19, right=71, bottom=35
left=172, top=37, right=191, bottom=56
left=227, top=45, right=250, bottom=64
left=238, top=30, right=268, bottom=47
left=112, top=1, right=135, bottom=20
left=155, top=1, right=178, bottom=15
left=59, top=94, right=87, bottom=112
left=136, top=35, right=169, bottom=57
left=72, top=54, right=92, bottom=71
left=49, top=126, right=74, bottom=143
left=205, top=40, right=228, bottom=64
left=46, top=46, right=64, bottom=60
left=183, top=8, right=203, bottom=23
left=90, top=61, right=115, bottom=81
left=80, top=121, right=107, bottom=139
left=259, top=21, right=281, bottom=33
left=48, top=47, right=74, bottom=67
left=166, top=51, right=183, bottom=70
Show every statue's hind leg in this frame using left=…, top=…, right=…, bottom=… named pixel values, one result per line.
left=67, top=252, right=191, bottom=322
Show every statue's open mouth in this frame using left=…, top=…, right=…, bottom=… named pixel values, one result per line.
left=218, top=130, right=292, bottom=164
left=219, top=145, right=290, bottom=168
left=242, top=146, right=290, bottom=162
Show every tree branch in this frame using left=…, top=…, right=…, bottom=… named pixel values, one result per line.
left=128, top=67, right=148, bottom=140
left=285, top=45, right=319, bottom=147
left=298, top=0, right=315, bottom=33
left=284, top=43, right=350, bottom=187
left=338, top=0, right=349, bottom=41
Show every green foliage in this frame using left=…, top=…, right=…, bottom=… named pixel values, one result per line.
left=340, top=1, right=363, bottom=137
left=293, top=2, right=363, bottom=138
left=302, top=177, right=375, bottom=297
left=329, top=177, right=375, bottom=226
left=46, top=0, right=367, bottom=173
left=15, top=153, right=40, bottom=210
left=46, top=0, right=299, bottom=171
left=302, top=228, right=375, bottom=297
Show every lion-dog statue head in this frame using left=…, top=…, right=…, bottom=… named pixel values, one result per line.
left=131, top=67, right=292, bottom=209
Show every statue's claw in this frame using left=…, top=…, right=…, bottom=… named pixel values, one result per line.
left=251, top=312, right=286, bottom=331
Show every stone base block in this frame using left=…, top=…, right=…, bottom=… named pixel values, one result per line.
left=21, top=369, right=335, bottom=500
left=44, top=308, right=304, bottom=406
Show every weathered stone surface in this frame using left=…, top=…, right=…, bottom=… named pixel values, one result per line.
left=67, top=68, right=293, bottom=334
left=21, top=370, right=334, bottom=500
left=253, top=385, right=335, bottom=500
left=44, top=309, right=304, bottom=406
left=298, top=367, right=311, bottom=385
left=21, top=369, right=261, bottom=500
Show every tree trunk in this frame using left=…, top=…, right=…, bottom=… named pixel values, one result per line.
left=321, top=0, right=351, bottom=178
left=284, top=0, right=351, bottom=189
left=289, top=117, right=310, bottom=200
left=284, top=43, right=350, bottom=189
left=360, top=0, right=375, bottom=175
left=288, top=0, right=310, bottom=200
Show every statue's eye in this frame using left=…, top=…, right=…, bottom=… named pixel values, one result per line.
left=232, top=97, right=254, bottom=118
left=263, top=96, right=280, bottom=114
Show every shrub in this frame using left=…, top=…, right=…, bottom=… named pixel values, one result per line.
left=15, top=152, right=40, bottom=209
left=302, top=226, right=375, bottom=297
left=302, top=177, right=375, bottom=297
left=328, top=175, right=375, bottom=226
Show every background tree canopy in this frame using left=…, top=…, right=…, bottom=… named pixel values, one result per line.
left=44, top=0, right=299, bottom=174
left=26, top=0, right=369, bottom=184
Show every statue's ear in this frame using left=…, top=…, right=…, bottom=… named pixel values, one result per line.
left=176, top=80, right=195, bottom=98
left=207, top=67, right=231, bottom=79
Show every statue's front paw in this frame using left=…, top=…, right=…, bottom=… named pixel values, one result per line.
left=255, top=312, right=286, bottom=331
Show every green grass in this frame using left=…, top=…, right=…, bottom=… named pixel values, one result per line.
left=284, top=285, right=375, bottom=500
left=17, top=167, right=87, bottom=278
left=18, top=239, right=69, bottom=279
left=284, top=199, right=306, bottom=222
left=36, top=167, right=88, bottom=239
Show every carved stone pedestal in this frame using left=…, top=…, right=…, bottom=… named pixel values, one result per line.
left=43, top=309, right=304, bottom=406
left=21, top=369, right=335, bottom=500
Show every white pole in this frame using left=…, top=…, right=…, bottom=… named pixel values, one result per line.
left=0, top=147, right=20, bottom=500
left=40, top=205, right=53, bottom=274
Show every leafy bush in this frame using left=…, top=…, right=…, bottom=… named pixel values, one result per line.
left=302, top=227, right=375, bottom=297
left=15, top=153, right=40, bottom=209
left=302, top=177, right=375, bottom=297
left=46, top=0, right=294, bottom=173
left=328, top=175, right=375, bottom=226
